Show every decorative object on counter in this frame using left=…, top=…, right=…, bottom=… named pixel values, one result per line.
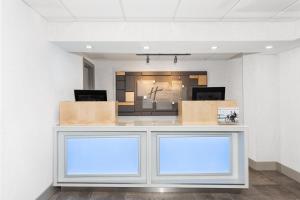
left=218, top=107, right=239, bottom=125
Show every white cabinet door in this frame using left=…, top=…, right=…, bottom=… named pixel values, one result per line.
left=151, top=132, right=245, bottom=185
left=57, top=131, right=147, bottom=183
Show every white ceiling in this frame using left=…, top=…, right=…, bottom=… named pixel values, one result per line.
left=23, top=0, right=300, bottom=22
left=51, top=40, right=300, bottom=60
left=54, top=40, right=300, bottom=55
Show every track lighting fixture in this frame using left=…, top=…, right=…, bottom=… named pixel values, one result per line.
left=86, top=44, right=93, bottom=49
left=174, top=56, right=178, bottom=64
left=265, top=45, right=273, bottom=49
left=137, top=53, right=191, bottom=64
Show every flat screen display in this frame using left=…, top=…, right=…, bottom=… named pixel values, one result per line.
left=192, top=87, right=225, bottom=101
left=74, top=90, right=107, bottom=101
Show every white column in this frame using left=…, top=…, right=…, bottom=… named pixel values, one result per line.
left=0, top=0, right=4, bottom=198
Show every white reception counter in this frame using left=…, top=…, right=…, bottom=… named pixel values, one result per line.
left=53, top=117, right=248, bottom=188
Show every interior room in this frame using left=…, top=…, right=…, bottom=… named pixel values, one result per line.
left=1, top=0, right=300, bottom=200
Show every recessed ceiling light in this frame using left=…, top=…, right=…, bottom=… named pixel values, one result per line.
left=143, top=46, right=150, bottom=50
left=211, top=46, right=218, bottom=50
left=86, top=45, right=93, bottom=49
left=265, top=45, right=273, bottom=49
left=159, top=188, right=165, bottom=193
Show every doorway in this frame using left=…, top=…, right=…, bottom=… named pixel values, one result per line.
left=83, top=58, right=95, bottom=90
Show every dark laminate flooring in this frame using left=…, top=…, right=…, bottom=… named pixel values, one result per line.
left=50, top=169, right=300, bottom=200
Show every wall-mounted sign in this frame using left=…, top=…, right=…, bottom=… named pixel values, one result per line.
left=116, top=71, right=207, bottom=116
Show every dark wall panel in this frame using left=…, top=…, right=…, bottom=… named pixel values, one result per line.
left=116, top=71, right=207, bottom=116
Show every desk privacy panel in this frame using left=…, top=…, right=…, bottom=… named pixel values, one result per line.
left=116, top=71, right=207, bottom=116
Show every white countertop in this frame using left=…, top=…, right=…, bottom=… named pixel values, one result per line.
left=57, top=116, right=247, bottom=132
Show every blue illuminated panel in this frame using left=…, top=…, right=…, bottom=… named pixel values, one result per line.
left=66, top=137, right=140, bottom=175
left=159, top=136, right=231, bottom=174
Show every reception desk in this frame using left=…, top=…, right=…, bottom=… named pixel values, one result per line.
left=53, top=117, right=248, bottom=188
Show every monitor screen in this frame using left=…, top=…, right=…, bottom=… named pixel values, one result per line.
left=74, top=90, right=107, bottom=101
left=192, top=87, right=225, bottom=101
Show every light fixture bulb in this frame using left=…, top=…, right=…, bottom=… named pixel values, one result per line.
left=265, top=45, right=273, bottom=49
left=159, top=188, right=165, bottom=193
left=143, top=46, right=150, bottom=50
left=86, top=45, right=93, bottom=49
left=211, top=46, right=218, bottom=50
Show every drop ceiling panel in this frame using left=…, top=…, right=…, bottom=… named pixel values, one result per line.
left=225, top=0, right=297, bottom=19
left=122, top=0, right=180, bottom=19
left=23, top=0, right=300, bottom=21
left=24, top=0, right=73, bottom=20
left=176, top=0, right=239, bottom=19
left=61, top=0, right=123, bottom=19
left=276, top=1, right=300, bottom=18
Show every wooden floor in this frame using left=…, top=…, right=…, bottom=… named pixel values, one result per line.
left=50, top=169, right=300, bottom=200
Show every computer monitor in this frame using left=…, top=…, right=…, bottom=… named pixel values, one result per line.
left=74, top=90, right=107, bottom=101
left=192, top=87, right=225, bottom=100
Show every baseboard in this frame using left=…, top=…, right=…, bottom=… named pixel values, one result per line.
left=249, top=159, right=300, bottom=183
left=61, top=187, right=242, bottom=193
left=279, top=164, right=300, bottom=183
left=249, top=159, right=280, bottom=171
left=36, top=185, right=60, bottom=200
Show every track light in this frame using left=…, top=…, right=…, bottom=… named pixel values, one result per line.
left=138, top=54, right=191, bottom=64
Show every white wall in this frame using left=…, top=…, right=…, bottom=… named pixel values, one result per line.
left=243, top=51, right=300, bottom=174
left=93, top=58, right=244, bottom=118
left=226, top=57, right=244, bottom=122
left=279, top=47, right=300, bottom=172
left=243, top=54, right=280, bottom=162
left=2, top=0, right=83, bottom=199
left=0, top=0, right=3, bottom=198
